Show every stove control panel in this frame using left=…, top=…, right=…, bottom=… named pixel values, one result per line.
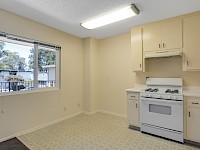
left=140, top=93, right=183, bottom=101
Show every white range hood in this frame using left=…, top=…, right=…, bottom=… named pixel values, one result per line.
left=144, top=49, right=182, bottom=59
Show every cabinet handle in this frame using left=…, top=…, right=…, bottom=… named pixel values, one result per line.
left=187, top=61, right=189, bottom=66
left=163, top=43, right=165, bottom=48
left=192, top=102, right=199, bottom=105
left=189, top=111, right=191, bottom=117
left=159, top=44, right=161, bottom=48
left=131, top=96, right=135, bottom=98
left=140, top=64, right=141, bottom=68
left=136, top=103, right=137, bottom=108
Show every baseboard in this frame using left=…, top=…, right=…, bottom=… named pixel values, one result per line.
left=82, top=111, right=98, bottom=115
left=98, top=110, right=127, bottom=118
left=185, top=139, right=200, bottom=147
left=129, top=125, right=140, bottom=131
left=82, top=110, right=127, bottom=118
left=0, top=111, right=82, bottom=143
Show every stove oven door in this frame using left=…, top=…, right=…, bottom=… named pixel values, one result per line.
left=140, top=97, right=183, bottom=132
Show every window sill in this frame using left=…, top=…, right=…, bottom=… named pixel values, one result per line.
left=0, top=87, right=60, bottom=97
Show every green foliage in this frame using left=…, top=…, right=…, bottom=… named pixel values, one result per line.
left=0, top=51, right=27, bottom=70
left=5, top=75, right=24, bottom=81
left=0, top=42, right=5, bottom=50
left=0, top=41, right=27, bottom=70
left=28, top=48, right=56, bottom=71
left=5, top=75, right=25, bottom=91
left=0, top=41, right=56, bottom=72
left=0, top=41, right=9, bottom=58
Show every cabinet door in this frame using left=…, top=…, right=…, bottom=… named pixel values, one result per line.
left=162, top=19, right=182, bottom=50
left=131, top=27, right=143, bottom=71
left=143, top=22, right=161, bottom=52
left=187, top=108, right=200, bottom=142
left=127, top=100, right=139, bottom=127
left=183, top=14, right=200, bottom=70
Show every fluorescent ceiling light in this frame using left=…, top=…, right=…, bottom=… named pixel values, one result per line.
left=81, top=4, right=139, bottom=29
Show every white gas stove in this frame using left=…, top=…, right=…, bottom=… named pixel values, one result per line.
left=140, top=78, right=184, bottom=143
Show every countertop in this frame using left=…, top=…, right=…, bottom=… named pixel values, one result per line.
left=126, top=84, right=146, bottom=92
left=183, top=86, right=200, bottom=97
left=183, top=90, right=200, bottom=97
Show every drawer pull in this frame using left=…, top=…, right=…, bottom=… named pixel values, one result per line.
left=192, top=102, right=199, bottom=105
left=163, top=43, right=165, bottom=48
left=131, top=96, right=135, bottom=98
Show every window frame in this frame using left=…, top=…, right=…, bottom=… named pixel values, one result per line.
left=0, top=32, right=61, bottom=96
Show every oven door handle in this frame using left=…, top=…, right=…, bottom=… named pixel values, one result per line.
left=140, top=98, right=183, bottom=104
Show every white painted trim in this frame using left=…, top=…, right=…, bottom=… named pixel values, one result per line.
left=183, top=86, right=200, bottom=91
left=82, top=110, right=127, bottom=118
left=0, top=111, right=82, bottom=142
left=82, top=111, right=98, bottom=115
left=0, top=87, right=59, bottom=97
left=98, top=110, right=127, bottom=118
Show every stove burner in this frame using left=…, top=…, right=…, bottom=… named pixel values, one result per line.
left=165, top=89, right=179, bottom=94
left=173, top=90, right=179, bottom=94
left=145, top=88, right=152, bottom=92
left=153, top=88, right=159, bottom=92
left=145, top=88, right=159, bottom=92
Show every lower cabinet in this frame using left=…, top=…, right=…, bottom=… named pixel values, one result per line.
left=185, top=96, right=200, bottom=143
left=128, top=100, right=139, bottom=127
left=127, top=92, right=140, bottom=128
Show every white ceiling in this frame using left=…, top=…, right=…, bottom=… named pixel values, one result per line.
left=0, top=0, right=200, bottom=39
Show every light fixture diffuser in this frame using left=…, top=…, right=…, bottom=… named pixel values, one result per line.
left=81, top=4, right=139, bottom=29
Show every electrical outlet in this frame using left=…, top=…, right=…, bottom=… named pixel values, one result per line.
left=64, top=106, right=67, bottom=111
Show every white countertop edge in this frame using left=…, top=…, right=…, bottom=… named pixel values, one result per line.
left=183, top=86, right=200, bottom=91
left=183, top=86, right=200, bottom=97
left=183, top=93, right=200, bottom=97
left=126, top=84, right=146, bottom=92
left=126, top=89, right=141, bottom=92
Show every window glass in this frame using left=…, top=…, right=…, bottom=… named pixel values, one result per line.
left=38, top=47, right=56, bottom=88
left=0, top=38, right=60, bottom=94
left=0, top=41, right=34, bottom=92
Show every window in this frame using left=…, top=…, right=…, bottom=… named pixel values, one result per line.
left=0, top=32, right=60, bottom=94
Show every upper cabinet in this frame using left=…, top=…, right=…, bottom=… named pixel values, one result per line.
left=143, top=19, right=182, bottom=52
left=131, top=26, right=143, bottom=71
left=183, top=14, right=200, bottom=71
left=143, top=22, right=161, bottom=52
left=131, top=11, right=200, bottom=72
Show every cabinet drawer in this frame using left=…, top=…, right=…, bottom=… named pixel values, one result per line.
left=187, top=99, right=200, bottom=108
left=127, top=93, right=139, bottom=100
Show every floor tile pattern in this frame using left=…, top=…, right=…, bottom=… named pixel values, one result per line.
left=18, top=113, right=200, bottom=150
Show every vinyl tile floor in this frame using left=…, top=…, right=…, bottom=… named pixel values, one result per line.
left=18, top=113, right=200, bottom=150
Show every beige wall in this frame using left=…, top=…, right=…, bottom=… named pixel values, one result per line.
left=0, top=9, right=83, bottom=140
left=98, top=33, right=135, bottom=116
left=98, top=32, right=200, bottom=116
left=83, top=38, right=99, bottom=113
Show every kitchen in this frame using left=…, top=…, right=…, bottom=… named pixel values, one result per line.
left=126, top=10, right=200, bottom=146
left=0, top=0, right=200, bottom=149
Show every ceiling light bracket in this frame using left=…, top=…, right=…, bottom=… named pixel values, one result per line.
left=131, top=4, right=140, bottom=15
